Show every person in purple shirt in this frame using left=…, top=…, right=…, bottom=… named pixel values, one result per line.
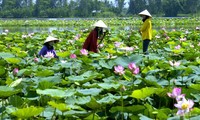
left=38, top=36, right=60, bottom=58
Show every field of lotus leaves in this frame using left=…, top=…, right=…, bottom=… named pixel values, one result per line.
left=0, top=18, right=200, bottom=119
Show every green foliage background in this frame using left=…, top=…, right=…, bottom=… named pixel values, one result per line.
left=0, top=0, right=200, bottom=18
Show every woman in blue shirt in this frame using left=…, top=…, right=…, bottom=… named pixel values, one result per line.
left=38, top=36, right=60, bottom=58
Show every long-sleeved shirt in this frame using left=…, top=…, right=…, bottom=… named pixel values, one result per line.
left=140, top=18, right=152, bottom=40
left=82, top=28, right=98, bottom=53
left=38, top=45, right=58, bottom=58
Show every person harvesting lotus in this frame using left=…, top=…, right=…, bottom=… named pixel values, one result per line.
left=138, top=9, right=152, bottom=55
left=82, top=20, right=108, bottom=53
left=38, top=36, right=60, bottom=58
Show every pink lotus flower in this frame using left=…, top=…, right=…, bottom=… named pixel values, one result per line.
left=44, top=52, right=54, bottom=58
left=128, top=62, right=140, bottom=74
left=180, top=38, right=186, bottom=42
left=167, top=87, right=185, bottom=102
left=167, top=88, right=182, bottom=99
left=114, top=65, right=125, bottom=75
left=98, top=43, right=104, bottom=48
left=34, top=57, right=39, bottom=62
left=114, top=42, right=122, bottom=47
left=120, top=47, right=134, bottom=51
left=133, top=67, right=140, bottom=74
left=174, top=97, right=194, bottom=116
left=166, top=36, right=170, bottom=40
left=80, top=49, right=88, bottom=55
left=70, top=54, right=77, bottom=59
left=169, top=61, right=181, bottom=67
left=74, top=34, right=81, bottom=40
left=13, top=68, right=19, bottom=75
left=175, top=45, right=181, bottom=49
left=163, top=33, right=167, bottom=37
left=128, top=62, right=137, bottom=70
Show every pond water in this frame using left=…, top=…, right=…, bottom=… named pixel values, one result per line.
left=1, top=25, right=197, bottom=34
left=0, top=26, right=76, bottom=33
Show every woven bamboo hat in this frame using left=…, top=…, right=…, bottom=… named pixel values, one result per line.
left=93, top=20, right=108, bottom=28
left=139, top=9, right=152, bottom=17
left=44, top=36, right=60, bottom=44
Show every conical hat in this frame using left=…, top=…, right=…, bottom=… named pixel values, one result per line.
left=44, top=36, right=60, bottom=44
left=139, top=9, right=152, bottom=17
left=93, top=20, right=108, bottom=28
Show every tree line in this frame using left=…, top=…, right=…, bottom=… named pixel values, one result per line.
left=0, top=0, right=199, bottom=18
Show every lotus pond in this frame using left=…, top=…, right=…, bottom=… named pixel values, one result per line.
left=0, top=18, right=200, bottom=120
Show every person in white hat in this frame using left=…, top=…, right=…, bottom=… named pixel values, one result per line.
left=38, top=36, right=60, bottom=58
left=82, top=20, right=108, bottom=53
left=138, top=9, right=152, bottom=55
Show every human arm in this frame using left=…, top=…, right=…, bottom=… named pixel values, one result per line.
left=38, top=46, right=47, bottom=57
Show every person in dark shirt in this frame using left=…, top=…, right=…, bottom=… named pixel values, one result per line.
left=38, top=36, right=60, bottom=58
left=82, top=20, right=108, bottom=53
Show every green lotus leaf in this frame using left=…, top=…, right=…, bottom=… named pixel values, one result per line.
left=36, top=89, right=67, bottom=98
left=189, top=115, right=200, bottom=120
left=9, top=78, right=22, bottom=87
left=131, top=87, right=156, bottom=99
left=75, top=96, right=91, bottom=105
left=5, top=58, right=21, bottom=64
left=12, top=106, right=44, bottom=119
left=36, top=69, right=54, bottom=77
left=17, top=69, right=32, bottom=77
left=38, top=80, right=56, bottom=89
left=123, top=70, right=133, bottom=81
left=5, top=36, right=13, bottom=41
left=98, top=94, right=120, bottom=104
left=190, top=107, right=200, bottom=115
left=17, top=51, right=28, bottom=57
left=110, top=105, right=145, bottom=113
left=9, top=95, right=24, bottom=107
left=63, top=110, right=89, bottom=117
left=98, top=83, right=121, bottom=90
left=83, top=113, right=101, bottom=120
left=79, top=56, right=92, bottom=63
left=99, top=60, right=113, bottom=69
left=156, top=108, right=171, bottom=120
left=144, top=76, right=162, bottom=88
left=190, top=84, right=200, bottom=91
left=89, top=53, right=101, bottom=57
left=0, top=59, right=7, bottom=66
left=0, top=66, right=6, bottom=76
left=77, top=88, right=102, bottom=96
left=172, top=49, right=184, bottom=54
left=196, top=58, right=200, bottom=64
left=48, top=101, right=71, bottom=112
left=39, top=76, right=62, bottom=84
left=11, top=47, right=21, bottom=52
left=67, top=71, right=103, bottom=84
left=86, top=97, right=101, bottom=110
left=138, top=114, right=154, bottom=120
left=105, top=48, right=116, bottom=54
left=0, top=86, right=21, bottom=98
left=114, top=54, right=142, bottom=67
left=57, top=51, right=70, bottom=58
